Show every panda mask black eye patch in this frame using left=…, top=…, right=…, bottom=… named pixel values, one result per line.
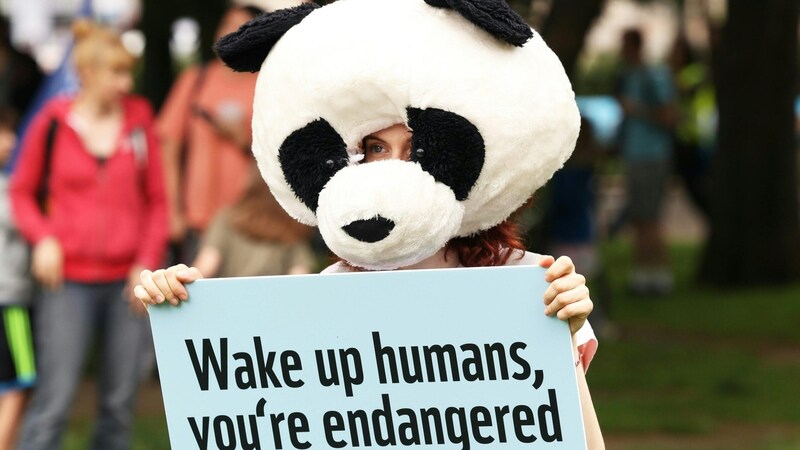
left=407, top=107, right=485, bottom=201
left=278, top=119, right=350, bottom=212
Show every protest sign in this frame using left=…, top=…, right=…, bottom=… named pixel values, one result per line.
left=149, top=265, right=587, bottom=449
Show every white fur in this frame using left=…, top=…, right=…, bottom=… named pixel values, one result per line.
left=250, top=0, right=580, bottom=268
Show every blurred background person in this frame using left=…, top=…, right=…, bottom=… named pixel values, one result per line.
left=616, top=28, right=677, bottom=296
left=0, top=107, right=34, bottom=450
left=157, top=3, right=262, bottom=264
left=9, top=19, right=167, bottom=450
left=543, top=117, right=615, bottom=337
left=193, top=167, right=316, bottom=278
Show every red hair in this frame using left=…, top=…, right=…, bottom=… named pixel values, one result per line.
left=445, top=219, right=526, bottom=267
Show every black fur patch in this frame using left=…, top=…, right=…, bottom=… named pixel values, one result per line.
left=342, top=216, right=396, bottom=243
left=214, top=3, right=319, bottom=73
left=424, top=0, right=533, bottom=46
left=407, top=107, right=485, bottom=201
left=278, top=119, right=349, bottom=212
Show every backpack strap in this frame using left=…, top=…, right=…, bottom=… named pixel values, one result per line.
left=36, top=118, right=59, bottom=213
left=129, top=126, right=149, bottom=195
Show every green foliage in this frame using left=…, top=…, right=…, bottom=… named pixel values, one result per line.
left=590, top=240, right=800, bottom=449
left=65, top=416, right=171, bottom=449
left=574, top=53, right=622, bottom=95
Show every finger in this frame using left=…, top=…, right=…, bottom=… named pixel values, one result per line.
left=133, top=284, right=155, bottom=304
left=537, top=254, right=555, bottom=268
left=165, top=266, right=190, bottom=302
left=557, top=299, right=593, bottom=333
left=544, top=256, right=575, bottom=282
left=543, top=273, right=586, bottom=305
left=562, top=306, right=591, bottom=335
left=545, top=285, right=590, bottom=316
left=557, top=298, right=593, bottom=322
left=176, top=267, right=204, bottom=283
left=151, top=269, right=177, bottom=305
left=140, top=270, right=166, bottom=304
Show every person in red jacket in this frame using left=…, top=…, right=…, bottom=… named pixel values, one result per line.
left=9, top=19, right=167, bottom=450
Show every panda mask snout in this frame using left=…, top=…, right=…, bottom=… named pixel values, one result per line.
left=316, top=160, right=465, bottom=270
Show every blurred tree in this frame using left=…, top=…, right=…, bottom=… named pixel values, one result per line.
left=538, top=0, right=606, bottom=79
left=139, top=0, right=226, bottom=110
left=139, top=0, right=181, bottom=110
left=195, top=0, right=228, bottom=62
left=504, top=1, right=609, bottom=80
left=701, top=0, right=800, bottom=285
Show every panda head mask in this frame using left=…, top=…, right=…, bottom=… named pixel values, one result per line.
left=215, top=0, right=580, bottom=270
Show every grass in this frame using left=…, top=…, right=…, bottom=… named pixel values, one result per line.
left=588, top=240, right=800, bottom=449
left=65, top=416, right=171, bottom=449
left=61, top=240, right=800, bottom=449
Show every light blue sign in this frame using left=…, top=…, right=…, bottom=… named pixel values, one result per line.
left=149, top=265, right=587, bottom=449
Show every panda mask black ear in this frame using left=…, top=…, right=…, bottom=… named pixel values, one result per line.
left=214, top=2, right=319, bottom=73
left=424, top=0, right=532, bottom=46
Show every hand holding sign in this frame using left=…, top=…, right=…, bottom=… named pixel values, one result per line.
left=136, top=264, right=203, bottom=306
left=540, top=256, right=593, bottom=335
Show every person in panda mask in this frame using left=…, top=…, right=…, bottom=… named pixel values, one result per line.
left=136, top=0, right=604, bottom=447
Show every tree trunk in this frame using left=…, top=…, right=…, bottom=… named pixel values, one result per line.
left=539, top=0, right=606, bottom=79
left=194, top=0, right=228, bottom=63
left=139, top=0, right=227, bottom=110
left=700, top=0, right=800, bottom=285
left=139, top=0, right=181, bottom=110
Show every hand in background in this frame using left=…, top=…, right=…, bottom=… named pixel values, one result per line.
left=32, top=237, right=63, bottom=290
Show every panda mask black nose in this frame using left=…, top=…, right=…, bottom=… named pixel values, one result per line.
left=342, top=216, right=395, bottom=243
left=215, top=0, right=580, bottom=270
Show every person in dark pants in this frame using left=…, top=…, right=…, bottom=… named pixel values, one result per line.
left=0, top=107, right=35, bottom=449
left=10, top=20, right=167, bottom=450
left=616, top=28, right=677, bottom=296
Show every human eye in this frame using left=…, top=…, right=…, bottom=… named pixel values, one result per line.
left=362, top=138, right=391, bottom=163
left=365, top=142, right=384, bottom=154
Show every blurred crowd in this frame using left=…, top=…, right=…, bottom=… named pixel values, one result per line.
left=0, top=1, right=786, bottom=449
left=0, top=5, right=318, bottom=449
